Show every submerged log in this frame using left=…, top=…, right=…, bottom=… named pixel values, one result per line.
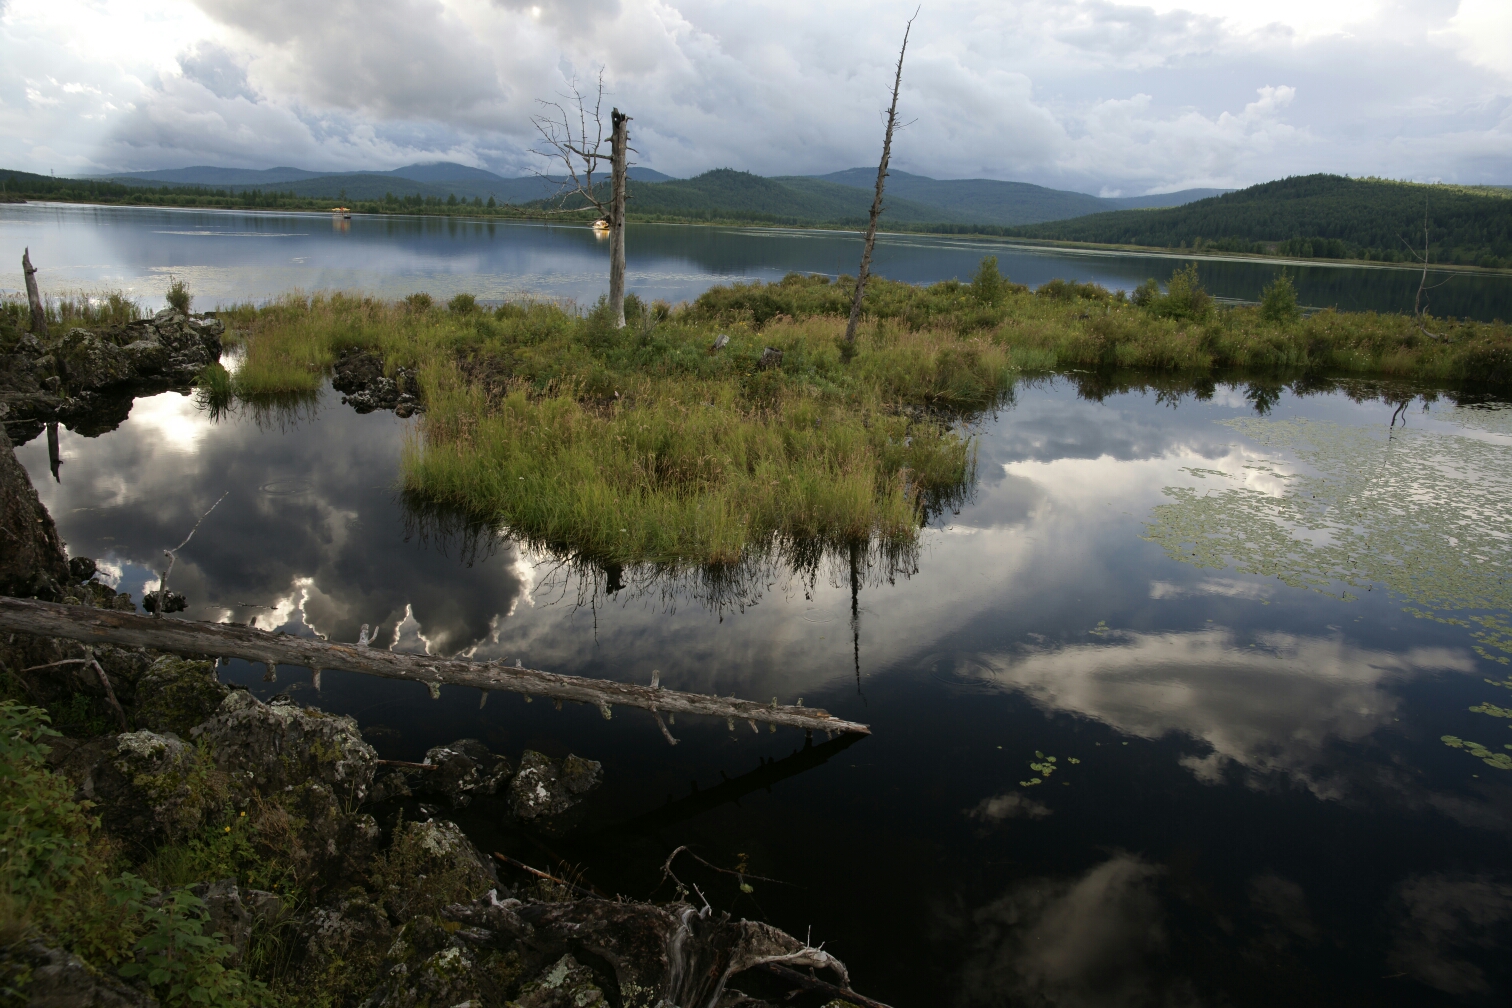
left=0, top=597, right=871, bottom=736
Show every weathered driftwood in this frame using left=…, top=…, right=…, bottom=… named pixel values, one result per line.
left=0, top=597, right=870, bottom=736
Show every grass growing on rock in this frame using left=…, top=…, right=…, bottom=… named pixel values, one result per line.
left=218, top=262, right=1512, bottom=564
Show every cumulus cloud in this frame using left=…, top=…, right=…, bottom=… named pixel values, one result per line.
left=4, top=0, right=1504, bottom=212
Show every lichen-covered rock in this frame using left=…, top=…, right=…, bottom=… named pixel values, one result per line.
left=56, top=329, right=134, bottom=390
left=359, top=911, right=528, bottom=1008
left=121, top=339, right=170, bottom=376
left=399, top=819, right=498, bottom=891
left=133, top=656, right=230, bottom=737
left=0, top=939, right=159, bottom=1007
left=186, top=879, right=254, bottom=966
left=194, top=691, right=378, bottom=869
left=77, top=731, right=217, bottom=849
left=507, top=752, right=602, bottom=835
left=510, top=953, right=607, bottom=1008
left=415, top=738, right=513, bottom=808
left=301, top=897, right=393, bottom=978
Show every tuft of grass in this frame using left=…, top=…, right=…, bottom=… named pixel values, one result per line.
left=166, top=278, right=192, bottom=314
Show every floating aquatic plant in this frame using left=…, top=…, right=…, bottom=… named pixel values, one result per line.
left=1145, top=414, right=1512, bottom=770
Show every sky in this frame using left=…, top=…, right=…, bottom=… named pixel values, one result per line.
left=0, top=0, right=1508, bottom=195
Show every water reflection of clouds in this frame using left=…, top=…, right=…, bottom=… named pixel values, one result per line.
left=974, top=630, right=1476, bottom=800
left=20, top=389, right=532, bottom=660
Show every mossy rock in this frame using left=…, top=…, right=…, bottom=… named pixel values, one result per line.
left=134, top=656, right=230, bottom=737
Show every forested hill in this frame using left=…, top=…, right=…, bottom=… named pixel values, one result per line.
left=1007, top=174, right=1512, bottom=268
left=531, top=169, right=975, bottom=225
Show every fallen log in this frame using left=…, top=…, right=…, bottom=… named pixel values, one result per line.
left=0, top=597, right=870, bottom=736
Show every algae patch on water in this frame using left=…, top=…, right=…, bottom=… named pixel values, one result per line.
left=1146, top=416, right=1512, bottom=655
left=1144, top=413, right=1512, bottom=769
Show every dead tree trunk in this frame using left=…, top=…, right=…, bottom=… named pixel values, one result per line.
left=1414, top=203, right=1431, bottom=318
left=609, top=108, right=631, bottom=329
left=844, top=11, right=918, bottom=346
left=532, top=76, right=632, bottom=329
left=0, top=597, right=871, bottom=737
left=22, top=248, right=47, bottom=338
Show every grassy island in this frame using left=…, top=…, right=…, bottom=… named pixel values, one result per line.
left=215, top=261, right=1510, bottom=566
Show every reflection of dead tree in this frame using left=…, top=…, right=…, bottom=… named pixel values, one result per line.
left=533, top=73, right=631, bottom=329
left=0, top=597, right=871, bottom=736
left=152, top=491, right=228, bottom=617
left=844, top=9, right=919, bottom=346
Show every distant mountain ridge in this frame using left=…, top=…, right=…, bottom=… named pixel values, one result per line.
left=808, top=168, right=1230, bottom=225
left=84, top=162, right=1225, bottom=225
left=89, top=163, right=676, bottom=203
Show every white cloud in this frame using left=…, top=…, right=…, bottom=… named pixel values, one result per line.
left=3, top=0, right=1505, bottom=194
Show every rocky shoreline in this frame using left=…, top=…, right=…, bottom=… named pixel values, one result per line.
left=0, top=307, right=225, bottom=443
left=0, top=411, right=866, bottom=1008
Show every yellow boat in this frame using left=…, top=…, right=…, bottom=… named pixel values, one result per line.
left=591, top=218, right=610, bottom=231
left=331, top=207, right=352, bottom=219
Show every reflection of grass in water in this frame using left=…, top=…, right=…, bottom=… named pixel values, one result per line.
left=403, top=496, right=921, bottom=619
left=1143, top=416, right=1512, bottom=769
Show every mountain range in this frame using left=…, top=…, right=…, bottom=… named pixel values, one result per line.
left=88, top=162, right=1227, bottom=226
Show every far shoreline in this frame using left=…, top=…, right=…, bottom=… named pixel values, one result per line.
left=7, top=196, right=1511, bottom=280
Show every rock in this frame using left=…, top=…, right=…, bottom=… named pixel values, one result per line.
left=414, top=738, right=513, bottom=808
left=511, top=953, right=607, bottom=1008
left=78, top=731, right=215, bottom=848
left=187, top=879, right=254, bottom=966
left=332, top=349, right=384, bottom=394
left=194, top=691, right=379, bottom=870
left=0, top=422, right=70, bottom=599
left=56, top=329, right=134, bottom=390
left=334, top=350, right=423, bottom=416
left=357, top=908, right=530, bottom=1008
left=122, top=339, right=170, bottom=376
left=0, top=939, right=159, bottom=1007
left=141, top=590, right=187, bottom=614
left=301, top=896, right=393, bottom=977
left=67, top=556, right=97, bottom=583
left=398, top=819, right=498, bottom=890
left=507, top=752, right=602, bottom=835
left=133, top=656, right=230, bottom=738
left=757, top=346, right=783, bottom=370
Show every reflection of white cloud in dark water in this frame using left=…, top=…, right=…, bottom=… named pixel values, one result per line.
left=976, top=630, right=1475, bottom=800
left=1388, top=873, right=1512, bottom=1002
left=956, top=854, right=1185, bottom=1008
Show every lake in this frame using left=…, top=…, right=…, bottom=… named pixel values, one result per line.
left=7, top=202, right=1512, bottom=1006
left=4, top=200, right=1511, bottom=321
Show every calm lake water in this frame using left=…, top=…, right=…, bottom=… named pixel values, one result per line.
left=16, top=375, right=1512, bottom=1007
left=7, top=203, right=1512, bottom=1005
left=4, top=200, right=1512, bottom=321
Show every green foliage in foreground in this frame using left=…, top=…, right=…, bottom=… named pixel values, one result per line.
left=1009, top=174, right=1512, bottom=268
left=216, top=262, right=1510, bottom=565
left=0, top=701, right=265, bottom=1006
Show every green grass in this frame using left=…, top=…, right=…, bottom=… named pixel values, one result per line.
left=216, top=263, right=1511, bottom=564
left=221, top=290, right=1002, bottom=565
